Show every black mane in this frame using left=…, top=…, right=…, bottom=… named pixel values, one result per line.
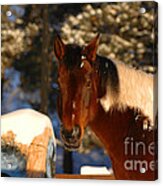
left=96, top=55, right=120, bottom=98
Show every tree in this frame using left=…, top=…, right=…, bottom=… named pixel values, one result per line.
left=40, top=5, right=50, bottom=114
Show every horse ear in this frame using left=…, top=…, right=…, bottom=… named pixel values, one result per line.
left=82, top=34, right=100, bottom=62
left=54, top=34, right=65, bottom=62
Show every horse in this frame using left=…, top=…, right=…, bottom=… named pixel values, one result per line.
left=53, top=34, right=158, bottom=180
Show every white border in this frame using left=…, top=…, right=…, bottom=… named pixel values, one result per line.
left=1, top=0, right=162, bottom=186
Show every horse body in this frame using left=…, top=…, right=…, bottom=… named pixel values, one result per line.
left=89, top=97, right=156, bottom=180
left=90, top=56, right=157, bottom=180
left=53, top=34, right=157, bottom=180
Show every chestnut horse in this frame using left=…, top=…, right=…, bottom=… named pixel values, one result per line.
left=53, top=34, right=158, bottom=180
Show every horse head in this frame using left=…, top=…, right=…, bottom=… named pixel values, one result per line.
left=54, top=34, right=100, bottom=150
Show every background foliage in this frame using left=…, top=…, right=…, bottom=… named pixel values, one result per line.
left=2, top=2, right=157, bottom=91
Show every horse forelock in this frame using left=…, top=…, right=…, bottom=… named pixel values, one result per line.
left=62, top=44, right=82, bottom=70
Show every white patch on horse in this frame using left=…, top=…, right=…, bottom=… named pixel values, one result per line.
left=100, top=91, right=111, bottom=112
left=73, top=101, right=76, bottom=109
left=81, top=55, right=86, bottom=60
left=72, top=114, right=75, bottom=121
left=80, top=62, right=84, bottom=68
left=99, top=85, right=118, bottom=113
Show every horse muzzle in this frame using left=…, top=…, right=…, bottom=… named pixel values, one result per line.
left=60, top=124, right=82, bottom=151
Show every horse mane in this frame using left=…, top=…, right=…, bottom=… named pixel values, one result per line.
left=97, top=56, right=156, bottom=127
left=95, top=55, right=120, bottom=99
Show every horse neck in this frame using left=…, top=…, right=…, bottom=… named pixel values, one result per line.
left=89, top=103, right=156, bottom=180
left=90, top=105, right=155, bottom=166
left=89, top=104, right=134, bottom=157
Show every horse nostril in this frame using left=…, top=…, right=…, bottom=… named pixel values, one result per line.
left=63, top=130, right=72, bottom=138
left=61, top=127, right=73, bottom=138
left=61, top=125, right=81, bottom=141
left=72, top=125, right=81, bottom=138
